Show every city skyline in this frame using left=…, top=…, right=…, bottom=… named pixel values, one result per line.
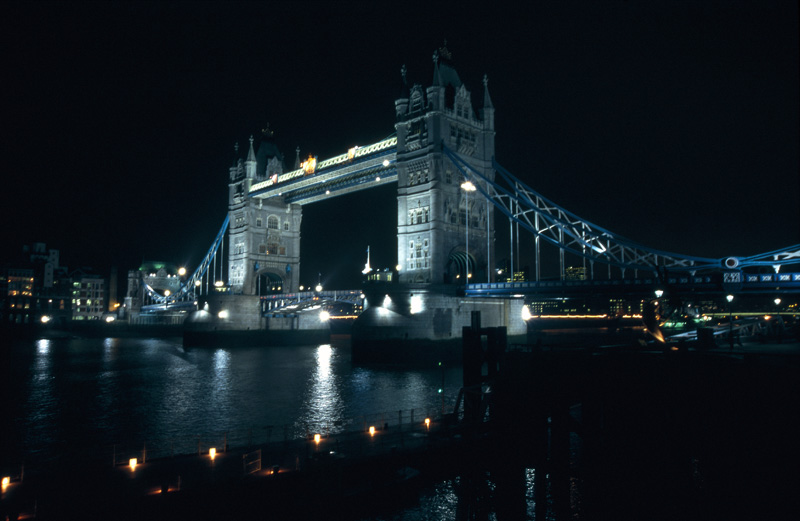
left=3, top=1, right=798, bottom=289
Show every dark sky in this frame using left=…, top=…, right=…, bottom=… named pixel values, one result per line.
left=2, top=1, right=798, bottom=288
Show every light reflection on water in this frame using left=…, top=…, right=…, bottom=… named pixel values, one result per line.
left=295, top=344, right=345, bottom=436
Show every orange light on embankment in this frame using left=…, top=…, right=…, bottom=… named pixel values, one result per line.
left=2, top=476, right=9, bottom=491
left=424, top=418, right=431, bottom=431
left=129, top=458, right=137, bottom=471
left=369, top=426, right=375, bottom=436
left=314, top=434, right=321, bottom=444
left=209, top=448, right=217, bottom=460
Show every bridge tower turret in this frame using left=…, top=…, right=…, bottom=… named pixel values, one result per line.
left=227, top=131, right=302, bottom=295
left=394, top=45, right=496, bottom=284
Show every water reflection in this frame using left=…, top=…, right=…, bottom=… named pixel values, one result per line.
left=27, top=339, right=56, bottom=452
left=36, top=338, right=50, bottom=356
left=210, top=348, right=231, bottom=411
left=296, top=344, right=345, bottom=436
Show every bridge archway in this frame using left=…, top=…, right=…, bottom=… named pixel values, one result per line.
left=445, top=251, right=476, bottom=284
left=256, top=270, right=284, bottom=296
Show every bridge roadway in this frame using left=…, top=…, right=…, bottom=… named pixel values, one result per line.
left=251, top=271, right=800, bottom=315
left=466, top=271, right=800, bottom=298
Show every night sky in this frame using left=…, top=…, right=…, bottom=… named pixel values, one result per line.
left=2, top=1, right=798, bottom=289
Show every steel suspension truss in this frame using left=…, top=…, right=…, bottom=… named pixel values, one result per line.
left=442, top=145, right=800, bottom=277
left=142, top=214, right=230, bottom=306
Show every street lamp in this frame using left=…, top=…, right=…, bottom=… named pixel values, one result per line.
left=461, top=180, right=476, bottom=284
left=726, top=294, right=734, bottom=351
left=655, top=289, right=664, bottom=299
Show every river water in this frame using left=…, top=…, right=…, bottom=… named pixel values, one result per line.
left=5, top=334, right=797, bottom=520
left=4, top=335, right=553, bottom=519
left=1, top=336, right=466, bottom=467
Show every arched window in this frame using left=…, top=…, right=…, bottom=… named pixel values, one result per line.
left=267, top=215, right=279, bottom=230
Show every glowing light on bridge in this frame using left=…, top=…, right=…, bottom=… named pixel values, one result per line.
left=302, top=155, right=317, bottom=174
left=383, top=294, right=392, bottom=308
left=129, top=458, right=138, bottom=471
left=40, top=315, right=51, bottom=324
left=218, top=310, right=229, bottom=319
left=521, top=305, right=532, bottom=321
left=410, top=295, right=423, bottom=314
left=319, top=310, right=330, bottom=321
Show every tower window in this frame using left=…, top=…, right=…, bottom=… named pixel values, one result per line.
left=267, top=216, right=279, bottom=230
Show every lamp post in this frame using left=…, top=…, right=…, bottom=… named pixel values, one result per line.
left=461, top=180, right=476, bottom=284
left=726, top=294, right=734, bottom=351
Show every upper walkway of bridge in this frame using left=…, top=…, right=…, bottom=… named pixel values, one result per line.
left=249, top=137, right=398, bottom=205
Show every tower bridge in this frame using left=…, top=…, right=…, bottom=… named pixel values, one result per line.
left=134, top=46, right=799, bottom=354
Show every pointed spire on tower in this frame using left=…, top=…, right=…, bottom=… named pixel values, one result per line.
left=483, top=74, right=494, bottom=109
left=245, top=135, right=257, bottom=178
left=232, top=142, right=240, bottom=167
left=294, top=147, right=301, bottom=170
left=432, top=49, right=442, bottom=86
left=400, top=64, right=410, bottom=98
left=247, top=135, right=256, bottom=162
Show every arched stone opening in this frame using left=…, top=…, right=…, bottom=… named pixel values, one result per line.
left=255, top=271, right=284, bottom=296
left=445, top=251, right=476, bottom=284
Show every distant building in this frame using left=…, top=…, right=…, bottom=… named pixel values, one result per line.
left=565, top=266, right=587, bottom=281
left=70, top=268, right=106, bottom=320
left=1, top=243, right=74, bottom=326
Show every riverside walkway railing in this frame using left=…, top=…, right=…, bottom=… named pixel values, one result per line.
left=105, top=406, right=447, bottom=470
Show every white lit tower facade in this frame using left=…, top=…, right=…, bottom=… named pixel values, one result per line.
left=395, top=47, right=496, bottom=284
left=227, top=131, right=302, bottom=295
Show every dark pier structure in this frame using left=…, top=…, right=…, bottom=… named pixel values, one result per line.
left=488, top=342, right=800, bottom=520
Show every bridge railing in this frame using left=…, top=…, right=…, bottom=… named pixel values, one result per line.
left=466, top=272, right=800, bottom=296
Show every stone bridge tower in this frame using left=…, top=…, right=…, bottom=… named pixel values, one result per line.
left=227, top=132, right=302, bottom=295
left=395, top=46, right=496, bottom=284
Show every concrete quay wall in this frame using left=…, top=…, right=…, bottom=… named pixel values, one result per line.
left=184, top=294, right=329, bottom=347
left=352, top=283, right=527, bottom=363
